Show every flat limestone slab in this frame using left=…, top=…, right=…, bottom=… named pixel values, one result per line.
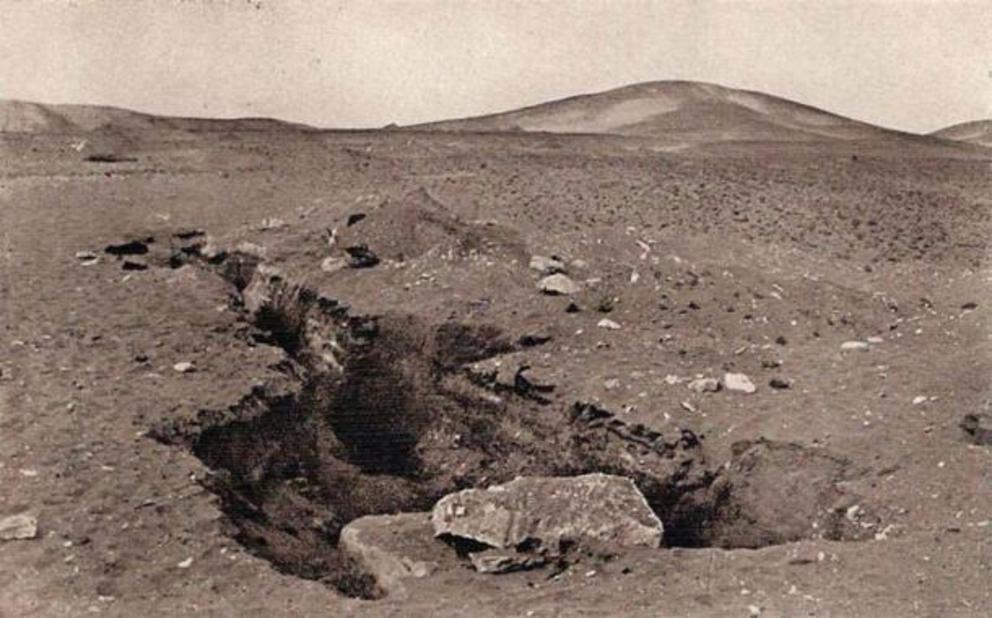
left=339, top=512, right=459, bottom=598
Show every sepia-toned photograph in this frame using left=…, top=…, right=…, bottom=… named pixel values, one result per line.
left=1, top=1, right=990, bottom=615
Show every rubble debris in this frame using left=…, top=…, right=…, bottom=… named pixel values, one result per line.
left=104, top=237, right=153, bottom=256
left=597, top=318, right=621, bottom=330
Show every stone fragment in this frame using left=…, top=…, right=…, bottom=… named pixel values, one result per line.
left=0, top=514, right=37, bottom=541
left=840, top=341, right=870, bottom=352
left=538, top=273, right=580, bottom=296
left=432, top=473, right=663, bottom=551
left=340, top=513, right=447, bottom=597
left=529, top=255, right=566, bottom=275
left=596, top=318, right=621, bottom=330
left=724, top=372, right=756, bottom=394
left=320, top=257, right=347, bottom=273
left=172, top=361, right=196, bottom=373
left=469, top=548, right=546, bottom=574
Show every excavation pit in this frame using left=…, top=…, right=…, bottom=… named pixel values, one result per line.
left=152, top=256, right=873, bottom=598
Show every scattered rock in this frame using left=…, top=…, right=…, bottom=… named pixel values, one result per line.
left=345, top=245, right=380, bottom=268
left=912, top=395, right=927, bottom=405
left=74, top=250, right=99, bottom=265
left=346, top=213, right=367, bottom=226
left=687, top=377, right=721, bottom=393
left=320, top=257, right=347, bottom=273
left=0, top=513, right=38, bottom=541
left=723, top=372, right=756, bottom=394
left=769, top=378, right=791, bottom=390
left=565, top=302, right=581, bottom=313
left=432, top=473, right=663, bottom=552
left=961, top=302, right=978, bottom=311
left=538, top=273, right=580, bottom=296
left=529, top=255, right=566, bottom=275
left=340, top=513, right=445, bottom=596
left=866, top=336, right=884, bottom=344
left=172, top=361, right=196, bottom=373
left=177, top=557, right=193, bottom=569
left=840, top=341, right=870, bottom=352
left=603, top=378, right=621, bottom=390
left=597, top=318, right=621, bottom=330
left=961, top=414, right=992, bottom=446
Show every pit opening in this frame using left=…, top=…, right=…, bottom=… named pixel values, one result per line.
left=152, top=254, right=872, bottom=598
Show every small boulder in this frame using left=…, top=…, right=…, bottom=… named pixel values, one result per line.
left=529, top=255, right=566, bottom=275
left=432, top=473, right=663, bottom=552
left=172, top=361, right=196, bottom=374
left=687, top=377, right=721, bottom=393
left=0, top=513, right=37, bottom=541
left=339, top=513, right=448, bottom=597
left=597, top=318, right=621, bottom=330
left=724, top=372, right=756, bottom=394
left=538, top=273, right=581, bottom=296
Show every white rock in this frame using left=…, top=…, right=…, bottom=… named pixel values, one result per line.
left=866, top=336, right=884, bottom=344
left=723, top=372, right=756, bottom=394
left=840, top=341, right=871, bottom=352
left=172, top=361, right=196, bottom=373
left=597, top=318, right=621, bottom=330
left=912, top=396, right=927, bottom=405
left=0, top=513, right=38, bottom=541
left=538, top=273, right=581, bottom=296
left=177, top=557, right=193, bottom=569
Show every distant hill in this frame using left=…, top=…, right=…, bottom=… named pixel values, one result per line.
left=411, top=80, right=921, bottom=145
left=930, top=120, right=992, bottom=147
left=0, top=99, right=312, bottom=133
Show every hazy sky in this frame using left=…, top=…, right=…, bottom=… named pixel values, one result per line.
left=1, top=0, right=989, bottom=132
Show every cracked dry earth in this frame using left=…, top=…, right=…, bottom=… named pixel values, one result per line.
left=2, top=130, right=992, bottom=617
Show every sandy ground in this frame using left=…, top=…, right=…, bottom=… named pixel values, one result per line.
left=1, top=129, right=991, bottom=617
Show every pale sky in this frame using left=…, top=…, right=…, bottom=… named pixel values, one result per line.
left=0, top=0, right=989, bottom=133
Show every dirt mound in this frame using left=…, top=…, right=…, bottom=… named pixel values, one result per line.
left=333, top=188, right=525, bottom=263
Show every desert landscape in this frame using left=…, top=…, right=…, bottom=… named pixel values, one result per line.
left=2, top=73, right=991, bottom=618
